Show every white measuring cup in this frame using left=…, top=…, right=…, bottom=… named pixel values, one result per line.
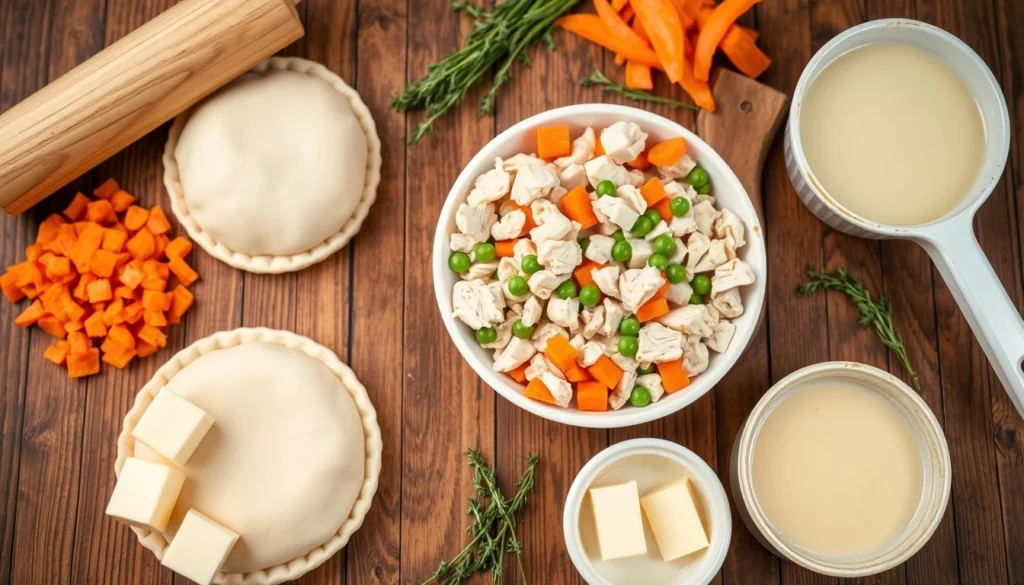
left=785, top=19, right=1022, bottom=418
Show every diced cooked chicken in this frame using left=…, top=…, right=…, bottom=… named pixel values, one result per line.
left=558, top=163, right=588, bottom=190
left=692, top=239, right=729, bottom=272
left=658, top=154, right=697, bottom=180
left=714, top=208, right=746, bottom=249
left=527, top=270, right=562, bottom=300
left=513, top=238, right=536, bottom=262
left=462, top=261, right=498, bottom=281
left=455, top=203, right=497, bottom=245
left=529, top=199, right=573, bottom=245
left=712, top=259, right=755, bottom=296
left=525, top=354, right=565, bottom=381
left=481, top=317, right=514, bottom=350
left=541, top=372, right=574, bottom=407
left=467, top=166, right=511, bottom=206
left=585, top=234, right=615, bottom=265
left=609, top=370, right=636, bottom=410
left=692, top=201, right=721, bottom=236
left=657, top=305, right=713, bottom=337
left=549, top=186, right=569, bottom=205
left=610, top=352, right=639, bottom=374
left=538, top=239, right=582, bottom=276
left=665, top=281, right=693, bottom=305
left=584, top=155, right=631, bottom=188
left=601, top=122, right=648, bottom=164
left=547, top=297, right=580, bottom=332
left=493, top=337, right=536, bottom=373
left=577, top=341, right=605, bottom=367
left=532, top=322, right=569, bottom=352
left=521, top=296, right=543, bottom=327
left=666, top=237, right=687, bottom=264
left=581, top=305, right=605, bottom=339
left=449, top=233, right=477, bottom=253
left=635, top=373, right=666, bottom=403
left=706, top=320, right=736, bottom=353
left=452, top=280, right=505, bottom=329
left=627, top=238, right=653, bottom=269
left=570, top=334, right=586, bottom=351
left=497, top=257, right=519, bottom=283
left=663, top=180, right=696, bottom=199
left=511, top=164, right=560, bottom=206
left=627, top=169, right=645, bottom=188
left=499, top=153, right=546, bottom=172
left=616, top=184, right=647, bottom=214
left=685, top=232, right=711, bottom=271
left=600, top=297, right=624, bottom=337
left=694, top=193, right=716, bottom=206
left=637, top=322, right=684, bottom=363
left=592, top=196, right=640, bottom=232
left=669, top=216, right=698, bottom=238
left=683, top=336, right=709, bottom=377
left=619, top=267, right=665, bottom=313
left=644, top=220, right=672, bottom=242
left=554, top=127, right=596, bottom=168
left=711, top=288, right=744, bottom=318
left=491, top=210, right=526, bottom=241
left=593, top=265, right=622, bottom=300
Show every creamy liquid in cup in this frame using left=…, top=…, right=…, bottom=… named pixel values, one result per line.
left=800, top=42, right=985, bottom=226
left=751, top=380, right=924, bottom=558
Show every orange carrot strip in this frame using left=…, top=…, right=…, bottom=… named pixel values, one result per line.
left=631, top=0, right=686, bottom=82
left=495, top=240, right=518, bottom=258
left=636, top=296, right=670, bottom=322
left=537, top=126, right=572, bottom=159
left=640, top=177, right=668, bottom=206
left=557, top=14, right=662, bottom=69
left=612, top=0, right=629, bottom=8
left=718, top=26, right=771, bottom=78
left=620, top=3, right=635, bottom=21
left=524, top=378, right=557, bottom=404
left=544, top=334, right=578, bottom=373
left=594, top=0, right=653, bottom=53
left=625, top=61, right=654, bottom=90
left=576, top=380, right=609, bottom=411
left=647, top=137, right=688, bottom=167
left=559, top=186, right=600, bottom=229
left=588, top=355, right=624, bottom=390
left=657, top=358, right=691, bottom=392
left=574, top=260, right=604, bottom=289
left=694, top=0, right=762, bottom=81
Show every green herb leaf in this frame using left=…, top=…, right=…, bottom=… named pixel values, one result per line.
left=580, top=70, right=699, bottom=111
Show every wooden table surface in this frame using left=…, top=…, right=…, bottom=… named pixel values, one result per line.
left=1, top=0, right=1022, bottom=584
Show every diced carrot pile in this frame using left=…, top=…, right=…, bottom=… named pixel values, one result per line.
left=0, top=179, right=198, bottom=378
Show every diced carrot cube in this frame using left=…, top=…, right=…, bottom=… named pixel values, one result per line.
left=651, top=198, right=674, bottom=222
left=574, top=260, right=603, bottom=289
left=146, top=206, right=171, bottom=235
left=86, top=279, right=112, bottom=303
left=142, top=290, right=172, bottom=312
left=636, top=297, right=669, bottom=323
left=543, top=334, right=578, bottom=372
left=102, top=228, right=127, bottom=253
left=43, top=341, right=69, bottom=365
left=144, top=310, right=168, bottom=327
left=102, top=298, right=125, bottom=326
left=65, top=320, right=83, bottom=334
left=587, top=355, right=623, bottom=390
left=627, top=150, right=651, bottom=170
left=153, top=234, right=170, bottom=260
left=126, top=228, right=155, bottom=261
left=102, top=349, right=136, bottom=369
left=564, top=363, right=592, bottom=383
left=123, top=206, right=149, bottom=231
left=523, top=378, right=557, bottom=404
left=576, top=381, right=609, bottom=411
left=36, top=215, right=66, bottom=246
left=657, top=359, right=691, bottom=393
left=536, top=126, right=572, bottom=160
left=507, top=361, right=530, bottom=383
left=37, top=316, right=67, bottom=339
left=118, top=263, right=144, bottom=290
left=495, top=240, right=517, bottom=258
left=84, top=312, right=107, bottom=338
left=164, top=236, right=193, bottom=260
left=137, top=325, right=167, bottom=348
left=109, top=190, right=135, bottom=213
left=640, top=177, right=668, bottom=206
left=43, top=255, right=71, bottom=281
left=67, top=348, right=100, bottom=378
left=0, top=272, right=25, bottom=302
left=68, top=331, right=92, bottom=356
left=14, top=300, right=45, bottom=327
left=87, top=199, right=118, bottom=224
left=114, top=286, right=135, bottom=300
left=167, top=285, right=194, bottom=324
left=140, top=276, right=167, bottom=292
left=70, top=224, right=105, bottom=273
left=124, top=302, right=144, bottom=324
left=135, top=340, right=159, bottom=358
left=92, top=178, right=120, bottom=200
left=26, top=244, right=44, bottom=262
left=87, top=249, right=118, bottom=278
left=167, top=257, right=198, bottom=286
left=63, top=193, right=91, bottom=221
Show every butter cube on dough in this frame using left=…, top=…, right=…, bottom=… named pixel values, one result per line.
left=132, top=389, right=214, bottom=465
left=588, top=481, right=647, bottom=561
left=105, top=457, right=185, bottom=532
left=640, top=477, right=709, bottom=560
left=162, top=509, right=239, bottom=585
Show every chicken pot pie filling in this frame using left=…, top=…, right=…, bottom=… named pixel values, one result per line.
left=115, top=328, right=382, bottom=585
left=448, top=123, right=756, bottom=411
left=164, top=57, right=381, bottom=274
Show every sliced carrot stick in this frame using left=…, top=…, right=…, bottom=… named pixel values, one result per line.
left=612, top=0, right=629, bottom=8
left=679, top=37, right=717, bottom=111
left=694, top=0, right=762, bottom=81
left=619, top=3, right=635, bottom=21
left=631, top=0, right=686, bottom=83
left=557, top=14, right=662, bottom=69
left=648, top=137, right=688, bottom=167
left=625, top=61, right=654, bottom=90
left=718, top=25, right=771, bottom=78
left=630, top=12, right=650, bottom=42
left=594, top=0, right=657, bottom=55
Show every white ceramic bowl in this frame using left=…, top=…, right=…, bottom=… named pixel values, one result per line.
left=433, top=104, right=767, bottom=428
left=563, top=439, right=731, bottom=585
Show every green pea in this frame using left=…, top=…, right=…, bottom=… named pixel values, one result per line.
left=619, top=316, right=640, bottom=337
left=521, top=254, right=541, bottom=275
left=631, top=216, right=654, bottom=237
left=653, top=234, right=676, bottom=257
left=448, top=252, right=471, bottom=274
left=691, top=273, right=712, bottom=295
left=556, top=280, right=578, bottom=300
left=580, top=285, right=602, bottom=308
left=696, top=182, right=711, bottom=195
left=618, top=336, right=638, bottom=358
left=596, top=180, right=617, bottom=198
left=637, top=363, right=657, bottom=375
left=475, top=327, right=497, bottom=345
left=580, top=237, right=591, bottom=253
left=629, top=386, right=652, bottom=407
left=512, top=319, right=535, bottom=340
left=508, top=275, right=528, bottom=297
left=666, top=263, right=687, bottom=284
left=643, top=209, right=662, bottom=225
left=611, top=229, right=627, bottom=243
left=689, top=293, right=704, bottom=305
left=686, top=166, right=709, bottom=188
left=669, top=196, right=690, bottom=217
left=648, top=253, right=668, bottom=271
left=612, top=240, right=633, bottom=263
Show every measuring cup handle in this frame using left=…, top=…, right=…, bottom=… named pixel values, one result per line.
left=918, top=217, right=1024, bottom=418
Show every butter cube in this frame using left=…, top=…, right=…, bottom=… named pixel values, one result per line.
left=132, top=389, right=214, bottom=465
left=106, top=457, right=185, bottom=532
left=640, top=477, right=709, bottom=560
left=162, top=510, right=239, bottom=585
left=588, top=481, right=648, bottom=561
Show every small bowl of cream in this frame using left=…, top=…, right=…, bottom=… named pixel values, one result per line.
left=563, top=439, right=731, bottom=585
left=730, top=362, right=951, bottom=577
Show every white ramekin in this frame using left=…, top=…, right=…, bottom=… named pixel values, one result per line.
left=563, top=439, right=731, bottom=585
left=730, top=362, right=951, bottom=577
left=433, top=104, right=767, bottom=428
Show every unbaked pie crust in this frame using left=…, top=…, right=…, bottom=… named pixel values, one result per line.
left=115, top=328, right=382, bottom=585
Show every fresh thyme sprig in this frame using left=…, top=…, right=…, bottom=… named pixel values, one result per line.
left=421, top=450, right=540, bottom=585
left=393, top=0, right=580, bottom=144
left=580, top=70, right=699, bottom=111
left=798, top=266, right=920, bottom=389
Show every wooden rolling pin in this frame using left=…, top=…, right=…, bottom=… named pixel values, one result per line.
left=0, top=0, right=304, bottom=216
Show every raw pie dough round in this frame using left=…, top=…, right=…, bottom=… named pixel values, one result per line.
left=116, top=329, right=382, bottom=585
left=164, top=57, right=381, bottom=273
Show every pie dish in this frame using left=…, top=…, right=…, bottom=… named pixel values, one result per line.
left=163, top=57, right=382, bottom=274
left=115, top=328, right=382, bottom=585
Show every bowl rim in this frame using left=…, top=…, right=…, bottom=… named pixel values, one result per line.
left=432, top=103, right=767, bottom=428
left=561, top=438, right=732, bottom=585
